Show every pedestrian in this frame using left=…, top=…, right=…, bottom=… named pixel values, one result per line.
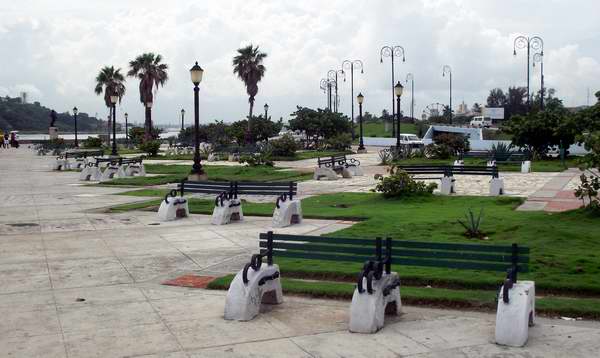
left=3, top=134, right=9, bottom=149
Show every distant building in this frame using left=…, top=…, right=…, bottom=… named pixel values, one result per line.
left=20, top=92, right=28, bottom=104
left=456, top=101, right=468, bottom=115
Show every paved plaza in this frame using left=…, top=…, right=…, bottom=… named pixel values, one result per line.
left=1, top=147, right=599, bottom=357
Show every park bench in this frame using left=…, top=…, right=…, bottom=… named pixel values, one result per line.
left=79, top=156, right=145, bottom=181
left=462, top=151, right=532, bottom=173
left=225, top=232, right=533, bottom=347
left=158, top=180, right=301, bottom=227
left=397, top=164, right=503, bottom=195
left=314, top=154, right=363, bottom=180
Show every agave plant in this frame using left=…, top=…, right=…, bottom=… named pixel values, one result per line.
left=457, top=208, right=485, bottom=239
left=488, top=142, right=513, bottom=159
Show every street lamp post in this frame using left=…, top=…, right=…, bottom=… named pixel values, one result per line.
left=327, top=69, right=344, bottom=112
left=124, top=113, right=129, bottom=147
left=319, top=78, right=332, bottom=110
left=394, top=82, right=404, bottom=148
left=357, top=93, right=366, bottom=153
left=264, top=103, right=269, bottom=119
left=341, top=60, right=364, bottom=140
left=405, top=73, right=414, bottom=121
left=181, top=109, right=185, bottom=131
left=513, top=35, right=544, bottom=108
left=533, top=52, right=545, bottom=110
left=380, top=46, right=406, bottom=136
left=442, top=65, right=452, bottom=125
left=189, top=62, right=206, bottom=180
left=109, top=95, right=118, bottom=156
left=72, top=107, right=79, bottom=147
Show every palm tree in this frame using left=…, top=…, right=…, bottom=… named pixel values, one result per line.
left=94, top=66, right=126, bottom=136
left=94, top=66, right=126, bottom=108
left=232, top=44, right=267, bottom=140
left=127, top=53, right=169, bottom=140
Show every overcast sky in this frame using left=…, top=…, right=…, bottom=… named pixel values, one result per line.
left=1, top=0, right=599, bottom=126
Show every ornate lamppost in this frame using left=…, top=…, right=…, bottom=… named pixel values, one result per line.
left=405, top=73, right=414, bottom=121
left=124, top=112, right=129, bottom=147
left=513, top=35, right=544, bottom=108
left=109, top=95, right=118, bottom=156
left=442, top=65, right=453, bottom=125
left=188, top=62, right=206, bottom=180
left=72, top=107, right=79, bottom=147
left=181, top=109, right=185, bottom=131
left=533, top=52, right=545, bottom=110
left=264, top=103, right=269, bottom=119
left=357, top=93, right=366, bottom=153
left=380, top=46, right=406, bottom=135
left=341, top=59, right=364, bottom=139
left=327, top=69, right=344, bottom=112
left=394, top=81, right=404, bottom=148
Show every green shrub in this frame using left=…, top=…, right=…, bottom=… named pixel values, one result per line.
left=424, top=143, right=452, bottom=159
left=270, top=134, right=298, bottom=157
left=373, top=165, right=437, bottom=198
left=82, top=136, right=103, bottom=148
left=575, top=173, right=600, bottom=212
left=138, top=140, right=161, bottom=157
left=433, top=133, right=470, bottom=155
left=325, top=133, right=352, bottom=151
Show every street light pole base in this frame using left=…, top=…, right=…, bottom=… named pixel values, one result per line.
left=357, top=147, right=368, bottom=154
left=188, top=173, right=208, bottom=181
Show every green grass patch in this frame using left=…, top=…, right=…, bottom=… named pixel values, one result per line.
left=207, top=275, right=600, bottom=319
left=360, top=122, right=418, bottom=138
left=99, top=164, right=313, bottom=187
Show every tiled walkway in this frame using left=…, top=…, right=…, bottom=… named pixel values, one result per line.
left=518, top=168, right=585, bottom=212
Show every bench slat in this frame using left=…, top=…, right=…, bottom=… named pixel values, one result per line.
left=394, top=249, right=528, bottom=263
left=274, top=250, right=373, bottom=264
left=260, top=233, right=375, bottom=247
left=392, top=240, right=529, bottom=254
left=391, top=257, right=528, bottom=272
left=260, top=241, right=376, bottom=256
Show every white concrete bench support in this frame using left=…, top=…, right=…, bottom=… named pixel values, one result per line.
left=158, top=191, right=189, bottom=221
left=490, top=177, right=504, bottom=196
left=224, top=258, right=283, bottom=321
left=272, top=196, right=302, bottom=228
left=314, top=167, right=338, bottom=180
left=212, top=197, right=243, bottom=225
left=349, top=272, right=401, bottom=333
left=99, top=165, right=120, bottom=182
left=440, top=176, right=455, bottom=195
left=495, top=280, right=535, bottom=347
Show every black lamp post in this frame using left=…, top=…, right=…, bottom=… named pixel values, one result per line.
left=357, top=93, right=366, bottom=153
left=72, top=107, right=79, bottom=147
left=189, top=62, right=206, bottom=180
left=124, top=113, right=129, bottom=147
left=394, top=81, right=404, bottom=148
left=405, top=73, right=414, bottom=121
left=442, top=65, right=452, bottom=125
left=513, top=35, right=544, bottom=108
left=319, top=78, right=335, bottom=110
left=181, top=109, right=185, bottom=131
left=533, top=52, right=545, bottom=110
left=380, top=46, right=406, bottom=136
left=264, top=103, right=269, bottom=119
left=327, top=69, right=344, bottom=112
left=341, top=60, right=364, bottom=140
left=110, top=95, right=118, bottom=156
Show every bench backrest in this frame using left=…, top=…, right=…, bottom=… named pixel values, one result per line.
left=318, top=155, right=347, bottom=167
left=65, top=149, right=104, bottom=159
left=178, top=180, right=297, bottom=198
left=260, top=232, right=529, bottom=281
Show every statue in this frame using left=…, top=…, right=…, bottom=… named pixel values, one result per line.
left=49, top=110, right=57, bottom=127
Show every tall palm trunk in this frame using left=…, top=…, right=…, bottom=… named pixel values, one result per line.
left=144, top=107, right=152, bottom=141
left=247, top=97, right=255, bottom=143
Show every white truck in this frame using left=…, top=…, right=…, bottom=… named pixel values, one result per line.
left=470, top=116, right=493, bottom=128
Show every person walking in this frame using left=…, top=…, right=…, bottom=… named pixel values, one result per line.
left=3, top=134, right=9, bottom=149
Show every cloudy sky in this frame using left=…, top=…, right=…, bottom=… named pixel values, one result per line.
left=1, top=0, right=599, bottom=126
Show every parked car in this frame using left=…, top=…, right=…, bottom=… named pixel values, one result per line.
left=400, top=133, right=424, bottom=148
left=470, top=116, right=493, bottom=128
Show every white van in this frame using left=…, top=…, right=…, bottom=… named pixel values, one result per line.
left=400, top=133, right=424, bottom=148
left=470, top=116, right=492, bottom=128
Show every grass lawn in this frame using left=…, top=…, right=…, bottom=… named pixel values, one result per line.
left=361, top=122, right=418, bottom=138
left=99, top=164, right=313, bottom=186
left=393, top=156, right=581, bottom=172
left=111, top=191, right=600, bottom=295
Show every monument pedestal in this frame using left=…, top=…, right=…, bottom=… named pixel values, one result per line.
left=49, top=127, right=59, bottom=140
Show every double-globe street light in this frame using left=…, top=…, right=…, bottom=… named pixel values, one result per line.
left=533, top=52, right=545, bottom=110
left=264, top=103, right=269, bottom=119
left=442, top=65, right=453, bottom=125
left=341, top=60, right=364, bottom=140
left=394, top=81, right=404, bottom=148
left=109, top=95, right=119, bottom=156
left=319, top=78, right=335, bottom=110
left=327, top=69, right=344, bottom=113
left=513, top=35, right=544, bottom=108
left=405, top=73, right=415, bottom=121
left=357, top=93, right=366, bottom=153
left=380, top=46, right=406, bottom=136
left=189, top=62, right=206, bottom=181
left=72, top=107, right=79, bottom=147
